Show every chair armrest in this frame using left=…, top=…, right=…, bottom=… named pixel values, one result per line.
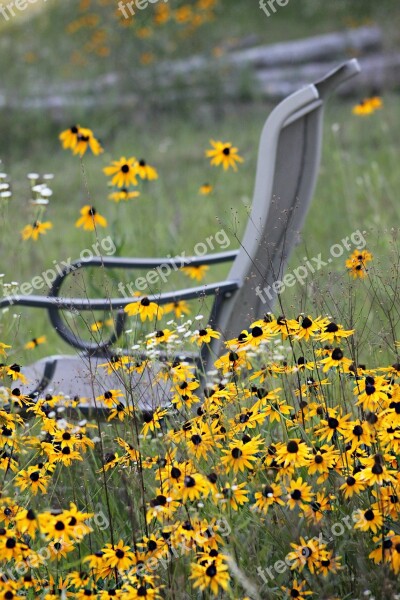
left=0, top=280, right=240, bottom=354
left=54, top=249, right=239, bottom=273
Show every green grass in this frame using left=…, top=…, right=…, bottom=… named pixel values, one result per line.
left=1, top=95, right=400, bottom=364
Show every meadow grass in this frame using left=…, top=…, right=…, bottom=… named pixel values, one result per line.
left=1, top=93, right=399, bottom=362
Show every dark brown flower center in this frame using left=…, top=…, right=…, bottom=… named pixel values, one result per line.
left=287, top=441, right=299, bottom=453
left=231, top=447, right=242, bottom=459
left=331, top=348, right=343, bottom=360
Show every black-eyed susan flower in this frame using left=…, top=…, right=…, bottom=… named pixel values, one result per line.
left=230, top=406, right=267, bottom=433
left=352, top=99, right=375, bottom=115
left=135, top=159, right=158, bottom=180
left=180, top=473, right=210, bottom=503
left=0, top=500, right=19, bottom=525
left=206, top=140, right=243, bottom=171
left=146, top=491, right=179, bottom=524
left=314, top=408, right=350, bottom=442
left=52, top=445, right=84, bottom=467
left=281, top=579, right=313, bottom=599
left=74, top=128, right=103, bottom=157
left=59, top=125, right=103, bottom=156
left=14, top=507, right=39, bottom=537
left=99, top=354, right=130, bottom=374
left=21, top=220, right=52, bottom=241
left=164, top=299, right=191, bottom=318
left=0, top=581, right=24, bottom=600
left=221, top=436, right=262, bottom=473
left=199, top=183, right=213, bottom=195
left=75, top=205, right=107, bottom=230
left=318, top=321, right=354, bottom=343
left=355, top=375, right=391, bottom=411
left=352, top=97, right=383, bottom=116
left=5, top=363, right=27, bottom=383
left=286, top=477, right=313, bottom=510
left=124, top=297, right=164, bottom=322
left=181, top=264, right=209, bottom=281
left=190, top=557, right=230, bottom=595
left=253, top=482, right=284, bottom=513
left=317, top=550, right=342, bottom=576
left=107, top=402, right=135, bottom=422
left=191, top=327, right=220, bottom=345
left=303, top=491, right=333, bottom=524
left=0, top=342, right=11, bottom=356
left=353, top=507, right=383, bottom=533
left=369, top=531, right=397, bottom=565
left=147, top=329, right=175, bottom=345
left=243, top=324, right=273, bottom=347
left=346, top=249, right=373, bottom=278
left=359, top=453, right=397, bottom=486
left=24, top=335, right=46, bottom=350
left=96, top=389, right=124, bottom=409
left=108, top=188, right=140, bottom=202
left=103, top=157, right=138, bottom=188
left=90, top=318, right=114, bottom=332
left=215, top=481, right=249, bottom=511
left=173, top=378, right=199, bottom=397
left=0, top=535, right=28, bottom=561
left=122, top=582, right=163, bottom=599
left=287, top=536, right=327, bottom=573
left=307, top=444, right=339, bottom=483
left=184, top=422, right=222, bottom=460
left=289, top=315, right=329, bottom=342
left=59, top=124, right=80, bottom=149
left=372, top=484, right=400, bottom=519
left=319, top=347, right=353, bottom=372
left=213, top=349, right=252, bottom=375
left=269, top=314, right=299, bottom=339
left=344, top=419, right=372, bottom=449
left=276, top=439, right=310, bottom=468
left=102, top=540, right=135, bottom=571
left=388, top=538, right=400, bottom=574
left=141, top=407, right=168, bottom=437
left=40, top=505, right=92, bottom=544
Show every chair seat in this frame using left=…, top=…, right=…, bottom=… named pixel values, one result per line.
left=20, top=354, right=174, bottom=411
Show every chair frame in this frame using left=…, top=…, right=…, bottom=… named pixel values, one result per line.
left=0, top=59, right=361, bottom=397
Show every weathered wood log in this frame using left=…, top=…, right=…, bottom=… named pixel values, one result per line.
left=228, top=26, right=382, bottom=69
left=255, top=53, right=400, bottom=99
left=131, top=25, right=382, bottom=82
left=22, top=25, right=383, bottom=98
left=0, top=27, right=393, bottom=110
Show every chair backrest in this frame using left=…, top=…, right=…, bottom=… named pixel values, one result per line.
left=207, top=59, right=360, bottom=362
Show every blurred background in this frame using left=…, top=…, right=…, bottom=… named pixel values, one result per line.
left=1, top=0, right=400, bottom=358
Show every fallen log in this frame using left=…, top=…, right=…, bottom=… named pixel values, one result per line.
left=228, top=26, right=383, bottom=69
left=255, top=53, right=400, bottom=99
left=0, top=27, right=394, bottom=110
left=21, top=25, right=383, bottom=99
